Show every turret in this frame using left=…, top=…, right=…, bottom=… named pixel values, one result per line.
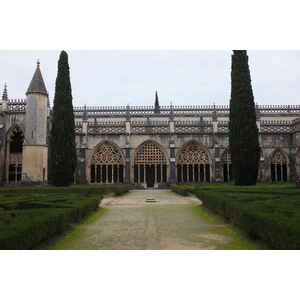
left=22, top=61, right=49, bottom=184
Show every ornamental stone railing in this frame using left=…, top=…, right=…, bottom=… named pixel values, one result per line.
left=175, top=120, right=213, bottom=133
left=131, top=120, right=169, bottom=134
left=87, top=121, right=126, bottom=134
left=7, top=99, right=27, bottom=111
left=217, top=121, right=229, bottom=133
left=73, top=104, right=300, bottom=118
left=260, top=120, right=292, bottom=133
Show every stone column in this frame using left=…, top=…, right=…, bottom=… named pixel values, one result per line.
left=125, top=118, right=131, bottom=184
left=169, top=116, right=176, bottom=184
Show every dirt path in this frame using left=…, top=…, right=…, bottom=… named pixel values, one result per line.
left=51, top=190, right=268, bottom=250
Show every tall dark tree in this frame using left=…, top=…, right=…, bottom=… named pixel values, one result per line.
left=154, top=91, right=160, bottom=113
left=50, top=51, right=77, bottom=186
left=229, top=50, right=260, bottom=185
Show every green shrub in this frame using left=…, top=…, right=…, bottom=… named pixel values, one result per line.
left=195, top=187, right=300, bottom=249
left=112, top=184, right=131, bottom=196
left=171, top=184, right=189, bottom=196
left=0, top=193, right=103, bottom=249
left=0, top=208, right=76, bottom=250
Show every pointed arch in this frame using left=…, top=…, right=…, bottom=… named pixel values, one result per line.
left=132, top=140, right=168, bottom=187
left=222, top=148, right=233, bottom=182
left=270, top=149, right=288, bottom=182
left=6, top=124, right=25, bottom=184
left=176, top=140, right=211, bottom=183
left=90, top=141, right=124, bottom=184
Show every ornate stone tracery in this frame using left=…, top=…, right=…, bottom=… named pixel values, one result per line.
left=177, top=141, right=210, bottom=183
left=7, top=125, right=25, bottom=184
left=133, top=141, right=167, bottom=187
left=133, top=142, right=167, bottom=165
left=91, top=142, right=124, bottom=165
left=90, top=142, right=124, bottom=184
left=270, top=149, right=287, bottom=164
left=177, top=142, right=210, bottom=164
left=270, top=149, right=288, bottom=182
left=222, top=148, right=233, bottom=182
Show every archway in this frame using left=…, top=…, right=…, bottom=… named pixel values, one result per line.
left=133, top=141, right=167, bottom=188
left=6, top=125, right=25, bottom=184
left=90, top=142, right=124, bottom=184
left=270, top=149, right=288, bottom=182
left=222, top=148, right=233, bottom=182
left=177, top=141, right=211, bottom=183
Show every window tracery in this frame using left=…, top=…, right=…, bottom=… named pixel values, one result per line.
left=133, top=142, right=167, bottom=165
left=90, top=142, right=124, bottom=184
left=177, top=142, right=210, bottom=164
left=177, top=141, right=210, bottom=183
left=270, top=149, right=287, bottom=182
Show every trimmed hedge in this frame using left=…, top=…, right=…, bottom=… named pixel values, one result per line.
left=171, top=184, right=190, bottom=196
left=195, top=188, right=300, bottom=250
left=0, top=207, right=76, bottom=250
left=112, top=184, right=131, bottom=196
left=0, top=185, right=114, bottom=196
left=0, top=183, right=131, bottom=249
left=0, top=193, right=102, bottom=250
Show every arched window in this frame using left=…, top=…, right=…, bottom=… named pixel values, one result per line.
left=223, top=148, right=233, bottom=182
left=90, top=142, right=124, bottom=184
left=177, top=141, right=210, bottom=183
left=270, top=149, right=287, bottom=182
left=7, top=125, right=24, bottom=184
left=133, top=141, right=167, bottom=187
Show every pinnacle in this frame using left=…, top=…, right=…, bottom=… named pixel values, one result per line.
left=2, top=83, right=8, bottom=100
left=26, top=61, right=48, bottom=95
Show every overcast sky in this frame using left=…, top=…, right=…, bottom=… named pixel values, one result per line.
left=1, top=50, right=300, bottom=108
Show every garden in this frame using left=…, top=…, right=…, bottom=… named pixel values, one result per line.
left=171, top=183, right=300, bottom=249
left=0, top=184, right=131, bottom=250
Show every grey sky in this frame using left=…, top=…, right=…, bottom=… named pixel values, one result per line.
left=1, top=50, right=300, bottom=108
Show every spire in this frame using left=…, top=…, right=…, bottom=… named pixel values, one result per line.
left=26, top=60, right=48, bottom=95
left=154, top=91, right=160, bottom=114
left=2, top=83, right=8, bottom=100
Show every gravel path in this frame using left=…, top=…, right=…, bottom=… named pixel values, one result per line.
left=52, top=190, right=265, bottom=250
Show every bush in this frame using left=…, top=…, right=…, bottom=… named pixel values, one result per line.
left=171, top=184, right=190, bottom=196
left=0, top=193, right=103, bottom=249
left=113, top=184, right=131, bottom=196
left=0, top=208, right=76, bottom=250
left=195, top=187, right=300, bottom=250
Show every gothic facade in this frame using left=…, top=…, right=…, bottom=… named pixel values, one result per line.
left=1, top=62, right=300, bottom=187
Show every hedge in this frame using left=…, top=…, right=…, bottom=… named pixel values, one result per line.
left=112, top=184, right=131, bottom=196
left=0, top=193, right=102, bottom=250
left=171, top=184, right=190, bottom=196
left=195, top=188, right=300, bottom=250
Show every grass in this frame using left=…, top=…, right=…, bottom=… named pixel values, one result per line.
left=0, top=184, right=130, bottom=249
left=190, top=205, right=273, bottom=250
left=185, top=182, right=300, bottom=249
left=51, top=208, right=108, bottom=250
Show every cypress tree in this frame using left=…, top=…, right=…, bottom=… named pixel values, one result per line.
left=50, top=51, right=77, bottom=186
left=229, top=50, right=260, bottom=185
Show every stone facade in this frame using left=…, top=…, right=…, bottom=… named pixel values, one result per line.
left=0, top=63, right=300, bottom=187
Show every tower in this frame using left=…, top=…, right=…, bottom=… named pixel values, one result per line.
left=22, top=61, right=49, bottom=184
